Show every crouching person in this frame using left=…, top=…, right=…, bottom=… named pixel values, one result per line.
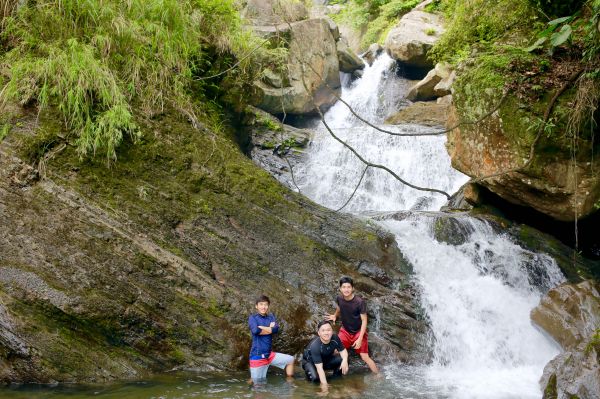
left=248, top=295, right=294, bottom=383
left=302, top=320, right=349, bottom=388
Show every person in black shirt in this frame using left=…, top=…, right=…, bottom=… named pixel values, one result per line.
left=302, top=320, right=349, bottom=387
left=327, top=276, right=379, bottom=373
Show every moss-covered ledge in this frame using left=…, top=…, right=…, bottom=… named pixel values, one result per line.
left=0, top=108, right=426, bottom=384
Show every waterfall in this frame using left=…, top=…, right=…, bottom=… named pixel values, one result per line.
left=294, top=54, right=564, bottom=398
left=296, top=54, right=465, bottom=212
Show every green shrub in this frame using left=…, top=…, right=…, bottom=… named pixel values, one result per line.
left=334, top=0, right=419, bottom=49
left=430, top=0, right=541, bottom=64
left=0, top=0, right=280, bottom=161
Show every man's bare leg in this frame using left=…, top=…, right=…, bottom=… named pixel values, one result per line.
left=359, top=353, right=379, bottom=373
left=285, top=362, right=295, bottom=377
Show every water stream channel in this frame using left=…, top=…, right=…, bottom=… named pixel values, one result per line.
left=2, top=54, right=565, bottom=399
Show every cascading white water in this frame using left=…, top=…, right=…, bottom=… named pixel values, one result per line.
left=296, top=54, right=466, bottom=212
left=294, top=54, right=565, bottom=398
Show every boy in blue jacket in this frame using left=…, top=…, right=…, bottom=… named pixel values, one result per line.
left=248, top=295, right=295, bottom=383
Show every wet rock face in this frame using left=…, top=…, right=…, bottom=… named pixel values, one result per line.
left=532, top=281, right=600, bottom=350
left=533, top=281, right=600, bottom=399
left=242, top=106, right=312, bottom=189
left=384, top=10, right=445, bottom=69
left=0, top=111, right=428, bottom=383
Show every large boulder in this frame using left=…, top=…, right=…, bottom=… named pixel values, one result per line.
left=532, top=281, right=600, bottom=399
left=446, top=100, right=600, bottom=221
left=446, top=42, right=600, bottom=222
left=251, top=18, right=341, bottom=114
left=384, top=10, right=445, bottom=69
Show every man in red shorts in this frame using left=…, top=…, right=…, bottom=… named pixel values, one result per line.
left=326, top=276, right=379, bottom=373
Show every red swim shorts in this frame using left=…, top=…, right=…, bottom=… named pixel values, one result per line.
left=338, top=327, right=369, bottom=354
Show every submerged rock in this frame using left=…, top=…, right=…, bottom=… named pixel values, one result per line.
left=533, top=281, right=600, bottom=399
left=361, top=43, right=384, bottom=67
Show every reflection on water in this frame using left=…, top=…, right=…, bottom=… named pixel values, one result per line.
left=0, top=367, right=446, bottom=399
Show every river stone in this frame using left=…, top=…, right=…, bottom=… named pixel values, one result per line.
left=362, top=43, right=384, bottom=66
left=406, top=62, right=453, bottom=101
left=384, top=10, right=445, bottom=69
left=337, top=37, right=365, bottom=73
left=251, top=18, right=341, bottom=115
left=385, top=102, right=449, bottom=127
left=534, top=281, right=600, bottom=399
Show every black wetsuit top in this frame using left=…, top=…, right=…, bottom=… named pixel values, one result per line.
left=303, top=334, right=345, bottom=364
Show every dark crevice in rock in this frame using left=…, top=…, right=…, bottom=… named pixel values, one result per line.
left=472, top=184, right=600, bottom=262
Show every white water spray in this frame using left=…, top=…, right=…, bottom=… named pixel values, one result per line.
left=294, top=54, right=564, bottom=398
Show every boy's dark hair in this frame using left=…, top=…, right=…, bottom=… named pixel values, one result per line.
left=339, top=276, right=354, bottom=287
left=317, top=320, right=332, bottom=331
left=255, top=295, right=270, bottom=305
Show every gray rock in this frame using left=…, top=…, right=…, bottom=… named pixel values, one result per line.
left=242, top=106, right=313, bottom=189
left=337, top=37, right=365, bottom=73
left=533, top=281, right=600, bottom=399
left=384, top=10, right=445, bottom=69
left=325, top=17, right=340, bottom=41
left=361, top=43, right=384, bottom=66
left=242, top=0, right=308, bottom=25
left=406, top=63, right=453, bottom=101
left=251, top=18, right=341, bottom=114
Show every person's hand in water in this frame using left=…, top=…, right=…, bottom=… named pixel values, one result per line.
left=340, top=359, right=349, bottom=375
left=317, top=382, right=329, bottom=397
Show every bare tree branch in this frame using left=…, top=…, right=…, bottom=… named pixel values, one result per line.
left=335, top=165, right=369, bottom=212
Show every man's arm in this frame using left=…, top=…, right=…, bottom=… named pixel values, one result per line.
left=257, top=325, right=272, bottom=335
left=326, top=306, right=340, bottom=323
left=352, top=313, right=368, bottom=349
left=339, top=348, right=349, bottom=375
left=248, top=316, right=261, bottom=335
left=315, top=363, right=328, bottom=386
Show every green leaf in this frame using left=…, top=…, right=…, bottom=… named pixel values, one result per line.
left=550, top=24, right=572, bottom=47
left=548, top=16, right=571, bottom=26
left=538, top=24, right=557, bottom=38
left=526, top=37, right=547, bottom=52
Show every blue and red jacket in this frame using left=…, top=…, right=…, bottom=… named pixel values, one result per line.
left=248, top=313, right=279, bottom=366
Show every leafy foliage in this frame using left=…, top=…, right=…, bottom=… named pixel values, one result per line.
left=430, top=0, right=540, bottom=64
left=332, top=0, right=419, bottom=49
left=0, top=0, right=280, bottom=161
